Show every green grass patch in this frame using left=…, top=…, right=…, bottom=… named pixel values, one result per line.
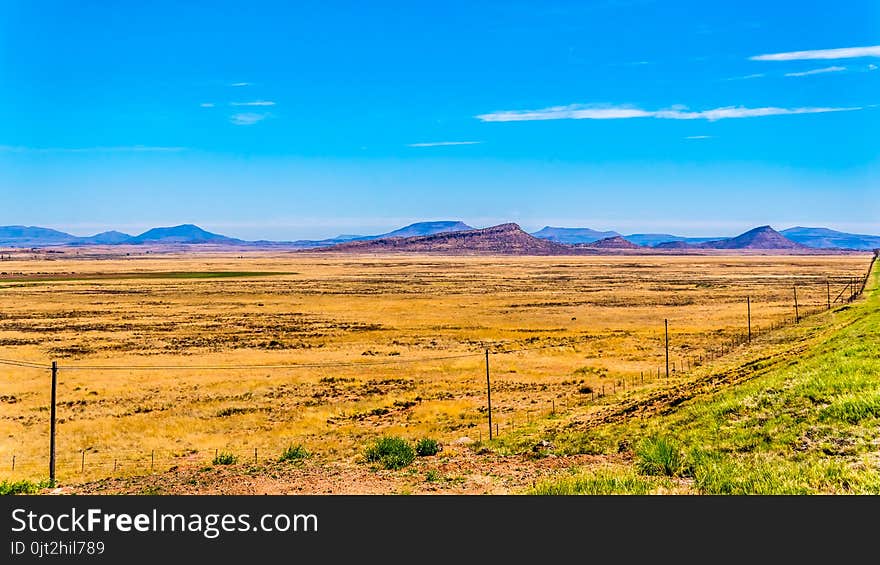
left=0, top=479, right=51, bottom=495
left=415, top=438, right=442, bottom=457
left=279, top=444, right=310, bottom=463
left=635, top=436, right=686, bottom=477
left=530, top=468, right=671, bottom=495
left=212, top=452, right=238, bottom=465
left=364, top=436, right=416, bottom=470
left=820, top=392, right=880, bottom=424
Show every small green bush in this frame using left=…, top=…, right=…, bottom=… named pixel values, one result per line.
left=635, top=436, right=685, bottom=477
left=212, top=451, right=238, bottom=465
left=364, top=436, right=415, bottom=470
left=415, top=438, right=442, bottom=457
left=0, top=479, right=50, bottom=495
left=279, top=444, right=310, bottom=463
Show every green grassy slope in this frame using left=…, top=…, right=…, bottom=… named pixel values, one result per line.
left=530, top=259, right=880, bottom=494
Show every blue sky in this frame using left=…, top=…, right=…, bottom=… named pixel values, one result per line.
left=1, top=0, right=878, bottom=240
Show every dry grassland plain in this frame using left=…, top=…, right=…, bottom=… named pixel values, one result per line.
left=0, top=251, right=872, bottom=490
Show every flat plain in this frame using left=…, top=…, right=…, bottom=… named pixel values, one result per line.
left=0, top=251, right=872, bottom=492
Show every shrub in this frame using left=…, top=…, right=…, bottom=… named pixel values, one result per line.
left=0, top=479, right=50, bottom=495
left=635, top=436, right=685, bottom=477
left=212, top=451, right=238, bottom=465
left=279, top=444, right=310, bottom=463
left=415, top=438, right=442, bottom=457
left=364, top=436, right=415, bottom=470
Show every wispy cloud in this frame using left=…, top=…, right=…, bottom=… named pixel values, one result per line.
left=475, top=103, right=862, bottom=122
left=784, top=66, right=847, bottom=77
left=684, top=135, right=713, bottom=140
left=750, top=45, right=880, bottom=61
left=407, top=141, right=482, bottom=147
left=724, top=73, right=765, bottom=81
left=230, top=82, right=250, bottom=87
left=230, top=100, right=276, bottom=107
left=0, top=145, right=187, bottom=153
left=478, top=105, right=652, bottom=121
left=199, top=103, right=216, bottom=108
left=230, top=113, right=269, bottom=126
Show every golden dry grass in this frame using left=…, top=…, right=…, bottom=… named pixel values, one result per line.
left=0, top=251, right=871, bottom=483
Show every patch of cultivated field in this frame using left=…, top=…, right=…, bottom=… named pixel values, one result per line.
left=0, top=252, right=871, bottom=485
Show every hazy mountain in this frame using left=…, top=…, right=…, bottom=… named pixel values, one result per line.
left=290, top=221, right=473, bottom=248
left=0, top=226, right=78, bottom=247
left=316, top=223, right=578, bottom=255
left=780, top=227, right=880, bottom=250
left=377, top=221, right=473, bottom=238
left=72, top=230, right=133, bottom=245
left=582, top=236, right=642, bottom=249
left=655, top=226, right=806, bottom=250
left=702, top=226, right=805, bottom=250
left=126, top=224, right=243, bottom=244
left=623, top=234, right=721, bottom=247
left=531, top=226, right=620, bottom=244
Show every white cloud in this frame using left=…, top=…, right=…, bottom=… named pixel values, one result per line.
left=475, top=103, right=862, bottom=122
left=750, top=45, right=880, bottom=61
left=407, top=141, right=482, bottom=147
left=230, top=112, right=269, bottom=126
left=724, top=73, right=766, bottom=81
left=784, top=66, right=847, bottom=77
left=477, top=105, right=652, bottom=122
left=200, top=103, right=216, bottom=108
left=869, top=64, right=878, bottom=71
left=230, top=100, right=276, bottom=107
left=0, top=145, right=187, bottom=153
left=684, top=135, right=713, bottom=140
left=230, top=82, right=250, bottom=87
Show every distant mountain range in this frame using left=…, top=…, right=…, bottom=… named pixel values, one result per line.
left=654, top=226, right=806, bottom=250
left=529, top=226, right=619, bottom=244
left=779, top=227, right=880, bottom=250
left=290, top=220, right=474, bottom=247
left=620, top=234, right=722, bottom=247
left=0, top=221, right=878, bottom=252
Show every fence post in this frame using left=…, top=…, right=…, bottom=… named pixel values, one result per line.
left=49, top=360, right=57, bottom=488
left=151, top=450, right=155, bottom=471
left=826, top=280, right=831, bottom=310
left=254, top=448, right=258, bottom=465
left=747, top=296, right=751, bottom=343
left=794, top=287, right=799, bottom=323
left=12, top=454, right=15, bottom=472
left=485, top=349, right=493, bottom=441
left=664, top=319, right=669, bottom=380
left=81, top=450, right=85, bottom=473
